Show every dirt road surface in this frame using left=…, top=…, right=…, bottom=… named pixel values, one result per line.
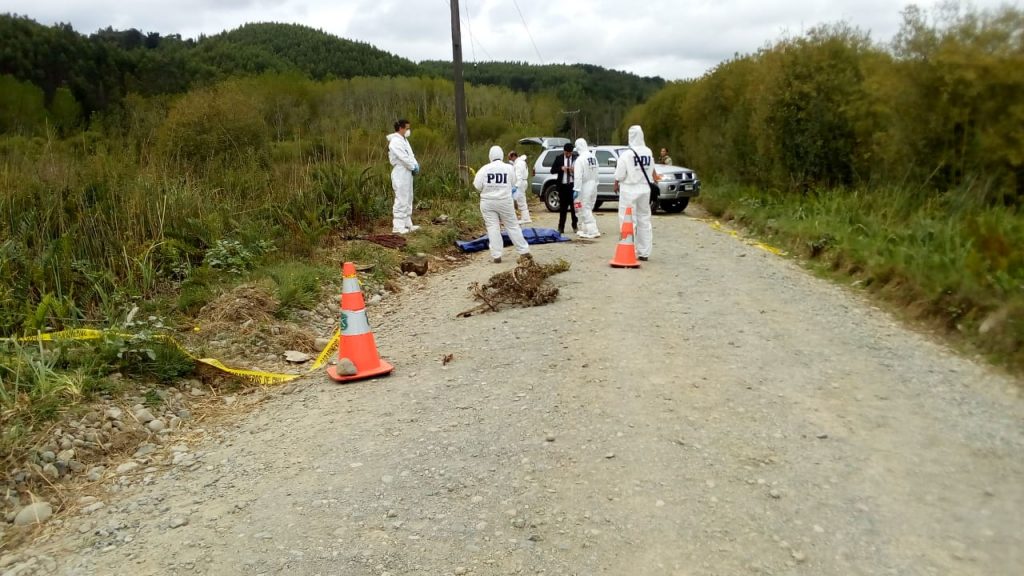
left=8, top=208, right=1023, bottom=576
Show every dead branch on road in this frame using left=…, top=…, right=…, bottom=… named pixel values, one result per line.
left=457, top=256, right=570, bottom=317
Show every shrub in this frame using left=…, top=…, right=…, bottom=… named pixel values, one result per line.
left=156, top=82, right=270, bottom=171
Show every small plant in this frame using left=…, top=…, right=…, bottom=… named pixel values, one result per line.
left=260, top=262, right=330, bottom=315
left=205, top=238, right=277, bottom=274
left=0, top=340, right=90, bottom=458
left=176, top=283, right=213, bottom=315
left=87, top=333, right=195, bottom=384
left=143, top=388, right=164, bottom=408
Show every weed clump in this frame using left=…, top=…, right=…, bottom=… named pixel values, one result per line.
left=458, top=256, right=570, bottom=317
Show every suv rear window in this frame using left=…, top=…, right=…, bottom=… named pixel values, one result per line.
left=540, top=150, right=558, bottom=168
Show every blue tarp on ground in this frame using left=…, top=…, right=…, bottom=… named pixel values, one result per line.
left=456, top=227, right=569, bottom=253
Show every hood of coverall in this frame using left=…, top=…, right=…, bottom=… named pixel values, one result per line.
left=489, top=145, right=504, bottom=162
left=386, top=132, right=405, bottom=145
left=627, top=125, right=646, bottom=149
left=574, top=138, right=589, bottom=156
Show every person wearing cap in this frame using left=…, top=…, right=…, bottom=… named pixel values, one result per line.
left=549, top=142, right=578, bottom=235
left=473, top=145, right=532, bottom=263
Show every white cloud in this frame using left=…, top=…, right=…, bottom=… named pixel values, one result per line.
left=5, top=0, right=1018, bottom=79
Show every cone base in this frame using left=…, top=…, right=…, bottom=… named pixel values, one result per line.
left=327, top=359, right=394, bottom=383
left=609, top=260, right=641, bottom=268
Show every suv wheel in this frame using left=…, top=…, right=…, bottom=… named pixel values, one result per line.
left=543, top=185, right=560, bottom=212
left=661, top=198, right=690, bottom=213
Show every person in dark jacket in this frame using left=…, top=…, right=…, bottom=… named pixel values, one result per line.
left=549, top=143, right=578, bottom=235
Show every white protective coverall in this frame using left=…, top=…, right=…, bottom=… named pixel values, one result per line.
left=473, top=146, right=531, bottom=261
left=386, top=131, right=419, bottom=233
left=613, top=125, right=655, bottom=258
left=513, top=154, right=532, bottom=223
left=572, top=138, right=600, bottom=238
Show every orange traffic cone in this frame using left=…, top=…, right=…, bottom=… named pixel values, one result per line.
left=326, top=262, right=394, bottom=383
left=609, top=206, right=640, bottom=268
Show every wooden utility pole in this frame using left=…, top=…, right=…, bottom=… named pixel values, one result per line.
left=562, top=109, right=580, bottom=140
left=450, top=0, right=469, bottom=183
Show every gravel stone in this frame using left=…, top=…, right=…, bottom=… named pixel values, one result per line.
left=14, top=502, right=52, bottom=526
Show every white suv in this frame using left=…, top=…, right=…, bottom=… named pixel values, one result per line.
left=521, top=141, right=701, bottom=213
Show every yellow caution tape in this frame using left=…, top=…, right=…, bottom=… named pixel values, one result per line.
left=704, top=219, right=787, bottom=256
left=5, top=329, right=341, bottom=386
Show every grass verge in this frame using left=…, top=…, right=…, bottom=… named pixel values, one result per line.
left=699, top=183, right=1024, bottom=374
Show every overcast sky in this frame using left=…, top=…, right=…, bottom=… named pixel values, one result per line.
left=5, top=0, right=1018, bottom=80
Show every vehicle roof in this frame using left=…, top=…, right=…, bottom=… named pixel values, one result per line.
left=518, top=137, right=571, bottom=149
left=537, top=144, right=624, bottom=154
left=534, top=146, right=693, bottom=171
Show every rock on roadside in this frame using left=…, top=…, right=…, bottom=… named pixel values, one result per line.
left=14, top=502, right=53, bottom=526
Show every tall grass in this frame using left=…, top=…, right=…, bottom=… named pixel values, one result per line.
left=701, top=184, right=1024, bottom=371
left=0, top=334, right=194, bottom=461
left=0, top=74, right=536, bottom=337
left=0, top=146, right=336, bottom=330
left=0, top=132, right=481, bottom=336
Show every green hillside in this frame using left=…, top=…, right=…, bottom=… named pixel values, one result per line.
left=193, top=22, right=420, bottom=80
left=1, top=13, right=660, bottom=138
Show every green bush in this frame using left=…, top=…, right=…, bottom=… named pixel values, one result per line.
left=156, top=82, right=270, bottom=170
left=50, top=87, right=83, bottom=135
left=0, top=75, right=47, bottom=135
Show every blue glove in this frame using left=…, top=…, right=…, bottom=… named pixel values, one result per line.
left=412, top=164, right=420, bottom=176
left=511, top=186, right=518, bottom=196
left=573, top=190, right=579, bottom=200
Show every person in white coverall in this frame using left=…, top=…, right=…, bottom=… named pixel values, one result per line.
left=473, top=145, right=532, bottom=263
left=508, top=151, right=532, bottom=224
left=572, top=138, right=600, bottom=238
left=613, top=125, right=655, bottom=260
left=386, top=119, right=420, bottom=234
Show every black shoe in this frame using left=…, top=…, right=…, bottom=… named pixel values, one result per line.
left=493, top=257, right=502, bottom=263
left=638, top=256, right=649, bottom=261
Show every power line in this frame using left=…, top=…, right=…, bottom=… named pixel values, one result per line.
left=511, top=0, right=544, bottom=65
left=463, top=0, right=477, bottom=62
left=436, top=0, right=493, bottom=61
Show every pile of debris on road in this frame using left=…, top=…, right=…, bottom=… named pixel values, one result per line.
left=458, top=255, right=570, bottom=317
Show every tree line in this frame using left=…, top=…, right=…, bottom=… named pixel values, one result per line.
left=627, top=4, right=1023, bottom=205
left=0, top=15, right=663, bottom=139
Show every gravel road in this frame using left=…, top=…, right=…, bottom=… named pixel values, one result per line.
left=8, top=207, right=1023, bottom=576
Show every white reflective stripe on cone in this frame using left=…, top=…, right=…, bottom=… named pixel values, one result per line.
left=342, top=277, right=361, bottom=293
left=620, top=234, right=635, bottom=244
left=340, top=309, right=372, bottom=336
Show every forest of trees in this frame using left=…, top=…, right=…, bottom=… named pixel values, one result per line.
left=419, top=60, right=665, bottom=141
left=628, top=5, right=1023, bottom=204
left=0, top=15, right=661, bottom=139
